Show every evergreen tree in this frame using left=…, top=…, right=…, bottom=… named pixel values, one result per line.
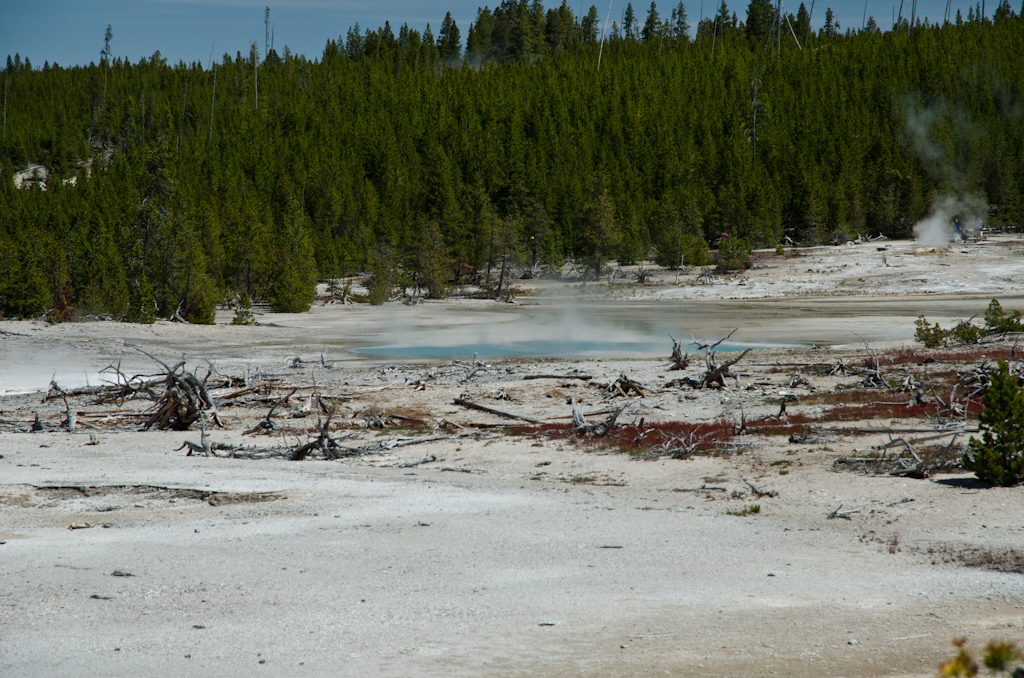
left=643, top=2, right=662, bottom=42
left=624, top=3, right=640, bottom=40
left=964, top=361, right=1024, bottom=486
left=415, top=220, right=452, bottom=298
left=582, top=5, right=602, bottom=41
left=746, top=0, right=775, bottom=40
left=716, top=1, right=731, bottom=25
left=580, top=188, right=617, bottom=277
left=793, top=2, right=811, bottom=37
left=366, top=246, right=396, bottom=305
left=993, top=0, right=1015, bottom=21
left=345, top=24, right=365, bottom=58
left=671, top=2, right=691, bottom=39
left=822, top=7, right=837, bottom=36
left=546, top=0, right=577, bottom=52
left=268, top=197, right=317, bottom=313
left=439, top=12, right=462, bottom=61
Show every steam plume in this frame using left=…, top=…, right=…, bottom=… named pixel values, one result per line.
left=912, top=194, right=986, bottom=246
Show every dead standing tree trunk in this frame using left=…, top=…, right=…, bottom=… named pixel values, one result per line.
left=668, top=333, right=690, bottom=371
left=692, top=329, right=750, bottom=389
left=854, top=332, right=893, bottom=390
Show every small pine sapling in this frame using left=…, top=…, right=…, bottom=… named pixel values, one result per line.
left=964, top=361, right=1024, bottom=486
left=231, top=290, right=256, bottom=325
left=984, top=299, right=1024, bottom=334
left=914, top=316, right=947, bottom=348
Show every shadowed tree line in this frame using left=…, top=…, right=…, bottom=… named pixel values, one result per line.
left=1, top=1, right=1022, bottom=320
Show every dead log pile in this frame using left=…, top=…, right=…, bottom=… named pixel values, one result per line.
left=606, top=374, right=646, bottom=398
left=142, top=364, right=221, bottom=431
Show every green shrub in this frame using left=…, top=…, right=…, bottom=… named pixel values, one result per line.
left=269, top=265, right=316, bottom=313
left=366, top=249, right=396, bottom=306
left=654, top=232, right=711, bottom=269
left=964, top=361, right=1024, bottom=486
left=714, top=236, right=752, bottom=272
left=949, top=320, right=984, bottom=344
left=231, top=290, right=256, bottom=325
left=939, top=638, right=1022, bottom=677
left=914, top=316, right=947, bottom=348
left=982, top=639, right=1022, bottom=673
left=917, top=301, right=1022, bottom=348
left=984, top=299, right=1024, bottom=334
left=126, top=277, right=157, bottom=324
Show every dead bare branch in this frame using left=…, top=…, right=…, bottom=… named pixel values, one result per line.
left=572, top=398, right=629, bottom=437
left=667, top=333, right=690, bottom=371
left=452, top=398, right=542, bottom=424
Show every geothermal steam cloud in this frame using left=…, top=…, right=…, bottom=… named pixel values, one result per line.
left=913, top=195, right=986, bottom=246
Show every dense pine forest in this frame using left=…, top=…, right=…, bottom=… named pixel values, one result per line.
left=1, top=0, right=1023, bottom=321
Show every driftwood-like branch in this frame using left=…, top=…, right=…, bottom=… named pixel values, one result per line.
left=523, top=374, right=593, bottom=381
left=608, top=373, right=646, bottom=398
left=244, top=387, right=296, bottom=435
left=452, top=398, right=541, bottom=424
left=544, top=407, right=618, bottom=421
left=667, top=333, right=690, bottom=371
left=827, top=504, right=860, bottom=520
left=456, top=354, right=488, bottom=384
left=210, top=431, right=482, bottom=462
left=776, top=393, right=799, bottom=417
left=885, top=432, right=965, bottom=478
left=656, top=429, right=708, bottom=458
left=572, top=399, right=629, bottom=436
left=693, top=328, right=738, bottom=352
left=701, top=348, right=751, bottom=389
left=129, top=345, right=222, bottom=431
left=853, top=332, right=892, bottom=390
left=743, top=479, right=778, bottom=498
left=290, top=407, right=341, bottom=461
left=398, top=455, right=437, bottom=468
left=176, top=418, right=211, bottom=456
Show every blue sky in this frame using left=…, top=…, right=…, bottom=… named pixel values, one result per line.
left=2, top=0, right=995, bottom=68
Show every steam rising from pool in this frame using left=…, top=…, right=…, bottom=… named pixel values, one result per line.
left=350, top=299, right=757, bottom=360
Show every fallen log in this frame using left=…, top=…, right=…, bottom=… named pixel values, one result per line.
left=544, top=407, right=619, bottom=421
left=452, top=398, right=542, bottom=424
left=523, top=374, right=593, bottom=381
left=243, top=388, right=296, bottom=435
left=743, top=479, right=779, bottom=498
left=827, top=504, right=860, bottom=520
left=398, top=455, right=437, bottom=468
left=608, top=373, right=646, bottom=398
